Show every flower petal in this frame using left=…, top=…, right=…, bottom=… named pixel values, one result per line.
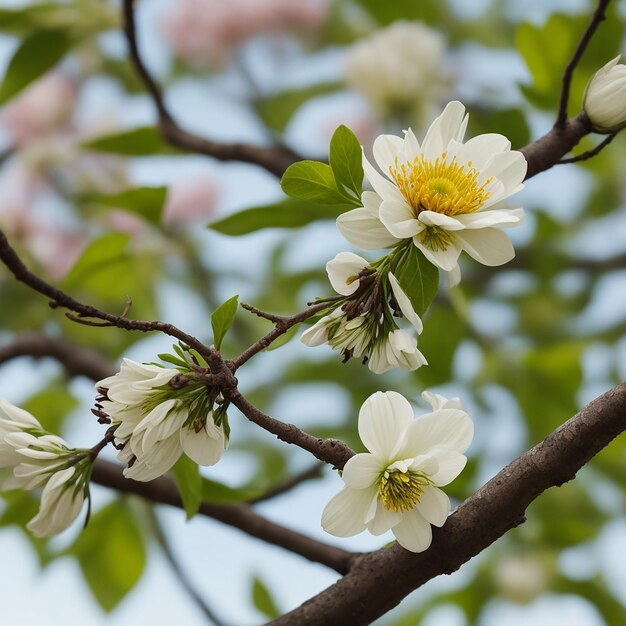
left=336, top=207, right=400, bottom=250
left=414, top=237, right=461, bottom=272
left=418, top=211, right=464, bottom=231
left=342, top=453, right=383, bottom=489
left=454, top=133, right=511, bottom=170
left=402, top=128, right=421, bottom=155
left=363, top=151, right=404, bottom=203
left=380, top=200, right=423, bottom=238
left=456, top=208, right=523, bottom=230
left=421, top=101, right=467, bottom=160
left=388, top=273, right=423, bottom=333
left=373, top=134, right=405, bottom=174
left=358, top=391, right=414, bottom=459
left=429, top=451, right=468, bottom=486
left=326, top=252, right=369, bottom=296
left=417, top=485, right=450, bottom=527
left=181, top=420, right=226, bottom=466
left=421, top=391, right=464, bottom=412
left=456, top=228, right=515, bottom=267
left=391, top=508, right=433, bottom=552
left=321, top=486, right=376, bottom=537
left=403, top=408, right=474, bottom=457
left=366, top=498, right=403, bottom=535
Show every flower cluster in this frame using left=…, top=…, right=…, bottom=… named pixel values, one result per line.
left=301, top=252, right=427, bottom=374
left=337, top=101, right=526, bottom=287
left=0, top=399, right=90, bottom=537
left=344, top=21, right=447, bottom=124
left=322, top=390, right=473, bottom=552
left=583, top=56, right=626, bottom=133
left=95, top=355, right=229, bottom=482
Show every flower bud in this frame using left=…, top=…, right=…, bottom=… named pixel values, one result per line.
left=583, top=56, right=626, bottom=133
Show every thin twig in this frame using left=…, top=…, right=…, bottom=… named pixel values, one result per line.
left=121, top=0, right=300, bottom=178
left=558, top=131, right=619, bottom=163
left=0, top=229, right=216, bottom=363
left=249, top=463, right=325, bottom=504
left=555, top=0, right=612, bottom=128
left=230, top=301, right=330, bottom=370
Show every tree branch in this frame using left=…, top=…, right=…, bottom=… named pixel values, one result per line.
left=0, top=229, right=216, bottom=363
left=249, top=463, right=324, bottom=504
left=555, top=0, right=612, bottom=128
left=91, top=458, right=356, bottom=575
left=558, top=131, right=619, bottom=163
left=270, top=381, right=626, bottom=625
left=121, top=0, right=300, bottom=178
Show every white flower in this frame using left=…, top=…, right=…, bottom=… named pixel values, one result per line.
left=344, top=21, right=446, bottom=122
left=322, top=390, right=473, bottom=552
left=97, top=358, right=228, bottom=481
left=0, top=398, right=87, bottom=537
left=26, top=467, right=85, bottom=538
left=583, top=56, right=626, bottom=133
left=337, top=101, right=526, bottom=285
left=302, top=254, right=426, bottom=373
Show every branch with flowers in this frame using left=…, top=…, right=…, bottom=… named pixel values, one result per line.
left=1, top=0, right=626, bottom=624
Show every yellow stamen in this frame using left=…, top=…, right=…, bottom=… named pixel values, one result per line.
left=378, top=468, right=431, bottom=512
left=390, top=153, right=492, bottom=217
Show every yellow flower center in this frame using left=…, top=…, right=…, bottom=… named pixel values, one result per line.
left=390, top=152, right=492, bottom=218
left=378, top=468, right=431, bottom=512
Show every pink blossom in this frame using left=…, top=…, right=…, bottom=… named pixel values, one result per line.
left=0, top=72, right=77, bottom=146
left=103, top=210, right=147, bottom=236
left=25, top=224, right=88, bottom=281
left=162, top=0, right=329, bottom=69
left=163, top=176, right=219, bottom=227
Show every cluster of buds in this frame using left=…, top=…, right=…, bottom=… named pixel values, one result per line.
left=94, top=347, right=229, bottom=482
left=301, top=252, right=427, bottom=374
left=0, top=399, right=94, bottom=537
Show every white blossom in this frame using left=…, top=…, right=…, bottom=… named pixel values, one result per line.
left=337, top=101, right=526, bottom=285
left=97, top=358, right=228, bottom=481
left=583, top=56, right=626, bottom=133
left=344, top=21, right=447, bottom=122
left=301, top=254, right=426, bottom=373
left=0, top=398, right=87, bottom=537
left=322, top=390, right=473, bottom=552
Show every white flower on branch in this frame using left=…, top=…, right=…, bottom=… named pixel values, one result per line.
left=344, top=21, right=447, bottom=123
left=301, top=253, right=426, bottom=374
left=0, top=398, right=89, bottom=537
left=583, top=56, right=626, bottom=133
left=337, top=101, right=526, bottom=286
left=96, top=357, right=228, bottom=482
left=322, top=390, right=473, bottom=552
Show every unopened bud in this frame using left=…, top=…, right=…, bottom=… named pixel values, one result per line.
left=583, top=56, right=626, bottom=133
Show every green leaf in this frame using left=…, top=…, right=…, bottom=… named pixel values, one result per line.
left=201, top=477, right=260, bottom=503
left=468, top=107, right=530, bottom=149
left=211, top=295, right=239, bottom=350
left=83, top=126, right=183, bottom=156
left=281, top=161, right=356, bottom=207
left=392, top=246, right=439, bottom=316
left=171, top=455, right=202, bottom=519
left=329, top=125, right=363, bottom=198
left=85, top=186, right=167, bottom=224
left=70, top=500, right=146, bottom=612
left=209, top=198, right=345, bottom=235
left=251, top=576, right=280, bottom=620
left=0, top=29, right=76, bottom=105
left=256, top=81, right=342, bottom=132
left=264, top=324, right=299, bottom=351
left=64, top=233, right=130, bottom=290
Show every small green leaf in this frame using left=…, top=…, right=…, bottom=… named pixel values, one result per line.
left=171, top=455, right=202, bottom=519
left=329, top=125, right=363, bottom=198
left=392, top=246, right=439, bottom=316
left=0, top=29, right=77, bottom=105
left=211, top=295, right=239, bottom=350
left=281, top=161, right=356, bottom=207
left=70, top=500, right=146, bottom=612
left=251, top=576, right=280, bottom=620
left=83, top=126, right=183, bottom=156
left=85, top=186, right=167, bottom=224
left=209, top=198, right=345, bottom=235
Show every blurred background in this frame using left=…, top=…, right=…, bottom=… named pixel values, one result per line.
left=0, top=0, right=626, bottom=624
